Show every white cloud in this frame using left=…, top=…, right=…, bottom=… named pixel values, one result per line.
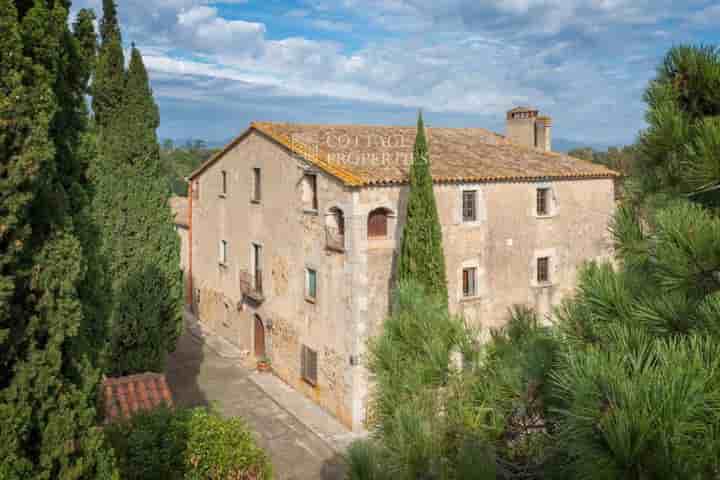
left=68, top=0, right=717, bottom=144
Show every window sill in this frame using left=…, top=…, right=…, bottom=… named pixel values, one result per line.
left=534, top=213, right=557, bottom=219
left=250, top=199, right=261, bottom=205
left=532, top=281, right=555, bottom=289
left=218, top=193, right=227, bottom=198
left=460, top=220, right=483, bottom=228
left=459, top=295, right=481, bottom=303
left=303, top=208, right=319, bottom=215
left=218, top=262, right=228, bottom=268
left=305, top=296, right=317, bottom=304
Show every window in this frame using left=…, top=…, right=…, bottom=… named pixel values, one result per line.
left=301, top=345, right=318, bottom=386
left=220, top=171, right=227, bottom=196
left=192, top=180, right=200, bottom=200
left=219, top=240, right=228, bottom=265
left=462, top=267, right=477, bottom=297
left=462, top=190, right=477, bottom=222
left=252, top=168, right=261, bottom=202
left=302, top=173, right=318, bottom=211
left=368, top=208, right=389, bottom=239
left=306, top=268, right=317, bottom=300
left=537, top=257, right=550, bottom=283
left=536, top=188, right=550, bottom=216
left=252, top=243, right=262, bottom=293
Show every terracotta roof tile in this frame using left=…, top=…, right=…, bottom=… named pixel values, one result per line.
left=101, top=373, right=174, bottom=424
left=190, top=122, right=617, bottom=186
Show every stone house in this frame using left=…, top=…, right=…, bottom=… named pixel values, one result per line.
left=185, top=107, right=617, bottom=431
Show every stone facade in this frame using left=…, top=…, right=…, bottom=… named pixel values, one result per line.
left=186, top=118, right=616, bottom=431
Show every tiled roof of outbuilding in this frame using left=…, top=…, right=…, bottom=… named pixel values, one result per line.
left=189, top=121, right=617, bottom=186
left=102, top=373, right=174, bottom=423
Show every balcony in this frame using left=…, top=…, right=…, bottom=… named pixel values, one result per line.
left=239, top=269, right=264, bottom=303
left=325, top=225, right=345, bottom=253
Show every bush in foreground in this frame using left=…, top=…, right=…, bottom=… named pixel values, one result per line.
left=107, top=406, right=272, bottom=480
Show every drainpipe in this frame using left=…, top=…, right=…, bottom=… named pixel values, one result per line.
left=186, top=178, right=193, bottom=309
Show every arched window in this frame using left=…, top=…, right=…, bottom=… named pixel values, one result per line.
left=329, top=207, right=344, bottom=235
left=368, top=208, right=390, bottom=239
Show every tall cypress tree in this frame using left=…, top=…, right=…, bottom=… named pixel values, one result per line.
left=0, top=1, right=117, bottom=477
left=397, top=112, right=448, bottom=303
left=94, top=44, right=183, bottom=375
left=92, top=0, right=124, bottom=129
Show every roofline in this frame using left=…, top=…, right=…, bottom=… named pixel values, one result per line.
left=188, top=126, right=255, bottom=180
left=189, top=121, right=619, bottom=186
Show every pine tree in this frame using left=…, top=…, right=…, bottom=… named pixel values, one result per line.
left=397, top=112, right=448, bottom=304
left=635, top=45, right=720, bottom=205
left=92, top=0, right=124, bottom=129
left=0, top=1, right=117, bottom=477
left=93, top=44, right=183, bottom=376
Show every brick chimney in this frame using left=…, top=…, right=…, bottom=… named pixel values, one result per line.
left=506, top=107, right=552, bottom=152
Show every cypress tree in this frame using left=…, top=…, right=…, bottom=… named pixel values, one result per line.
left=0, top=1, right=117, bottom=477
left=397, top=112, right=448, bottom=304
left=93, top=44, right=183, bottom=375
left=92, top=0, right=124, bottom=129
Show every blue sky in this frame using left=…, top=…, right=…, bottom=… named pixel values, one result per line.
left=71, top=0, right=720, bottom=147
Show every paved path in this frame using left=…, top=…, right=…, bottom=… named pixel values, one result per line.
left=166, top=331, right=347, bottom=480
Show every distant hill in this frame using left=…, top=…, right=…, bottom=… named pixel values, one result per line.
left=553, top=137, right=612, bottom=153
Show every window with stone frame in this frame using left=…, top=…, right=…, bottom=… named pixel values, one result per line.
left=301, top=345, right=318, bottom=386
left=537, top=256, right=550, bottom=283
left=462, top=190, right=477, bottom=222
left=306, top=268, right=317, bottom=301
left=302, top=173, right=318, bottom=211
left=252, top=168, right=261, bottom=202
left=536, top=187, right=550, bottom=216
left=368, top=208, right=390, bottom=239
left=219, top=240, right=228, bottom=265
left=462, top=267, right=477, bottom=297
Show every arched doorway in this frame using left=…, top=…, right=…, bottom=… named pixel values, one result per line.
left=254, top=314, right=266, bottom=358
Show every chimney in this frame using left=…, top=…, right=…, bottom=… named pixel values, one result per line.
left=505, top=107, right=552, bottom=152
left=535, top=116, right=552, bottom=152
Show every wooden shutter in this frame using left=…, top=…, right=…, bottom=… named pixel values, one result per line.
left=368, top=209, right=388, bottom=238
left=537, top=257, right=549, bottom=283
left=301, top=345, right=318, bottom=385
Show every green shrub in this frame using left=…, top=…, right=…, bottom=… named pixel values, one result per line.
left=184, top=408, right=272, bottom=480
left=106, top=407, right=272, bottom=480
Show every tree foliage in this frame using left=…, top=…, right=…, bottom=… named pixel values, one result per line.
left=91, top=32, right=183, bottom=375
left=0, top=0, right=117, bottom=477
left=397, top=112, right=448, bottom=303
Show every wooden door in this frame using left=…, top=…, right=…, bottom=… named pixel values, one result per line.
left=254, top=315, right=265, bottom=358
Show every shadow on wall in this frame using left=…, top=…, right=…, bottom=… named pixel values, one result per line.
left=165, top=317, right=209, bottom=409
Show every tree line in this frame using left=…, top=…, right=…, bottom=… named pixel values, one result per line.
left=1, top=0, right=182, bottom=476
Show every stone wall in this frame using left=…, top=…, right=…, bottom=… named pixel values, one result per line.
left=190, top=130, right=357, bottom=428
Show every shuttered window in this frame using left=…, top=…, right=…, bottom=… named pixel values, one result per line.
left=537, top=257, right=550, bottom=283
left=301, top=345, right=318, bottom=386
left=221, top=170, right=227, bottom=195
left=462, top=190, right=477, bottom=222
left=252, top=168, right=261, bottom=202
left=368, top=208, right=389, bottom=238
left=537, top=188, right=550, bottom=215
left=462, top=267, right=477, bottom=297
